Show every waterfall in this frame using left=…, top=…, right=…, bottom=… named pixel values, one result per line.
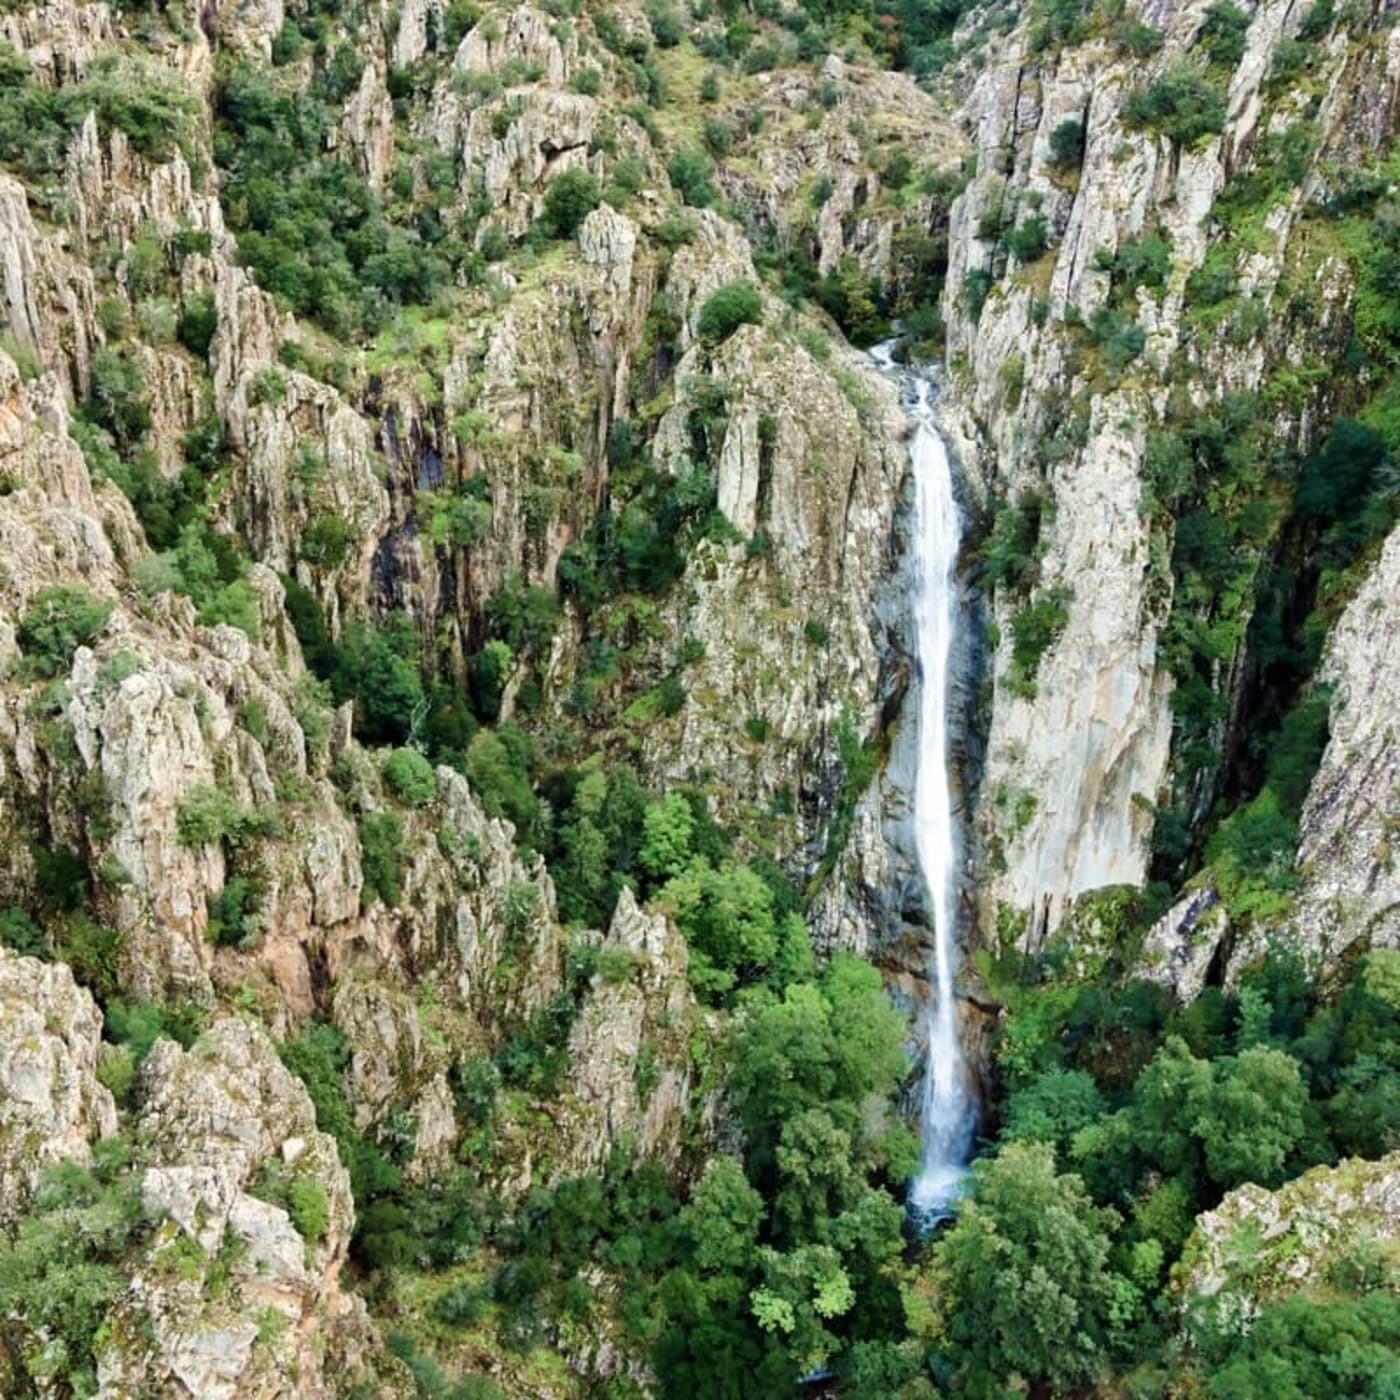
left=874, top=345, right=975, bottom=1220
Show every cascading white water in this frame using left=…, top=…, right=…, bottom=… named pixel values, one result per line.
left=874, top=345, right=975, bottom=1220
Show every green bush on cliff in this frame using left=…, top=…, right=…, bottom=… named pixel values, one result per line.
left=1048, top=117, right=1085, bottom=170
left=176, top=785, right=280, bottom=849
left=359, top=811, right=406, bottom=908
left=1126, top=62, right=1227, bottom=146
left=696, top=281, right=764, bottom=344
left=1004, top=214, right=1049, bottom=262
left=18, top=588, right=114, bottom=677
left=383, top=748, right=438, bottom=807
left=1008, top=586, right=1072, bottom=695
left=667, top=147, right=719, bottom=208
left=0, top=1145, right=146, bottom=1397
left=539, top=167, right=602, bottom=238
left=0, top=46, right=194, bottom=180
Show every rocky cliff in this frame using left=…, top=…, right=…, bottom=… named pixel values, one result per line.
left=936, top=0, right=1400, bottom=972
left=0, top=0, right=1397, bottom=1388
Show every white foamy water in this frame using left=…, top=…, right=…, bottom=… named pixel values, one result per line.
left=873, top=345, right=975, bottom=1221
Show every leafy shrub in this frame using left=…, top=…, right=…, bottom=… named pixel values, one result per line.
left=815, top=257, right=890, bottom=345
left=1004, top=215, right=1049, bottom=262
left=437, top=1281, right=491, bottom=1326
left=289, top=1177, right=329, bottom=1244
left=1125, top=62, right=1226, bottom=145
left=1088, top=305, right=1147, bottom=370
left=18, top=588, right=113, bottom=676
left=647, top=2, right=684, bottom=46
left=197, top=578, right=261, bottom=637
left=0, top=906, right=43, bottom=956
left=176, top=784, right=279, bottom=848
left=300, top=513, right=356, bottom=570
left=442, top=0, right=482, bottom=46
left=176, top=291, right=218, bottom=359
left=213, top=63, right=453, bottom=339
left=247, top=365, right=286, bottom=406
left=695, top=281, right=764, bottom=344
left=1185, top=246, right=1238, bottom=306
left=333, top=615, right=426, bottom=746
left=568, top=65, right=601, bottom=97
left=980, top=491, right=1047, bottom=593
left=962, top=268, right=994, bottom=323
left=87, top=348, right=151, bottom=449
left=1113, top=17, right=1164, bottom=56
left=50, top=914, right=123, bottom=1003
left=703, top=116, right=734, bottom=156
left=1098, top=233, right=1171, bottom=299
left=658, top=856, right=782, bottom=1000
left=0, top=47, right=194, bottom=180
left=105, top=997, right=204, bottom=1061
left=0, top=1147, right=146, bottom=1395
left=1265, top=36, right=1318, bottom=93
left=360, top=811, right=406, bottom=908
left=540, top=167, right=601, bottom=238
left=1196, top=0, right=1250, bottom=66
left=465, top=727, right=539, bottom=839
left=383, top=747, right=437, bottom=807
left=208, top=875, right=261, bottom=947
left=1052, top=118, right=1080, bottom=171
left=667, top=148, right=718, bottom=208
left=1009, top=587, right=1072, bottom=695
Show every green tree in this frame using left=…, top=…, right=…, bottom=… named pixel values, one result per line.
left=464, top=726, right=539, bottom=841
left=87, top=348, right=151, bottom=449
left=336, top=615, right=426, bottom=745
left=639, top=792, right=695, bottom=881
left=667, top=148, right=718, bottom=208
left=681, top=1156, right=765, bottom=1273
left=1190, top=1045, right=1307, bottom=1189
left=360, top=812, right=406, bottom=908
left=1002, top=1068, right=1106, bottom=1160
left=658, top=857, right=778, bottom=999
left=1004, top=215, right=1049, bottom=262
left=932, top=1141, right=1129, bottom=1398
left=815, top=257, right=889, bottom=346
left=731, top=955, right=909, bottom=1173
left=1125, top=62, right=1227, bottom=145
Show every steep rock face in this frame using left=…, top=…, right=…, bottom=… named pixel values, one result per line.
left=1175, top=1152, right=1400, bottom=1336
left=0, top=949, right=117, bottom=1222
left=455, top=3, right=576, bottom=87
left=0, top=0, right=946, bottom=974
left=627, top=316, right=907, bottom=891
left=1132, top=884, right=1227, bottom=1003
left=941, top=0, right=1400, bottom=949
left=97, top=1019, right=398, bottom=1399
left=331, top=975, right=459, bottom=1179
left=1251, top=524, right=1400, bottom=975
left=561, top=889, right=696, bottom=1176
left=722, top=58, right=965, bottom=278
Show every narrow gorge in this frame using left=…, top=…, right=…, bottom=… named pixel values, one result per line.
left=0, top=0, right=1396, bottom=1392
